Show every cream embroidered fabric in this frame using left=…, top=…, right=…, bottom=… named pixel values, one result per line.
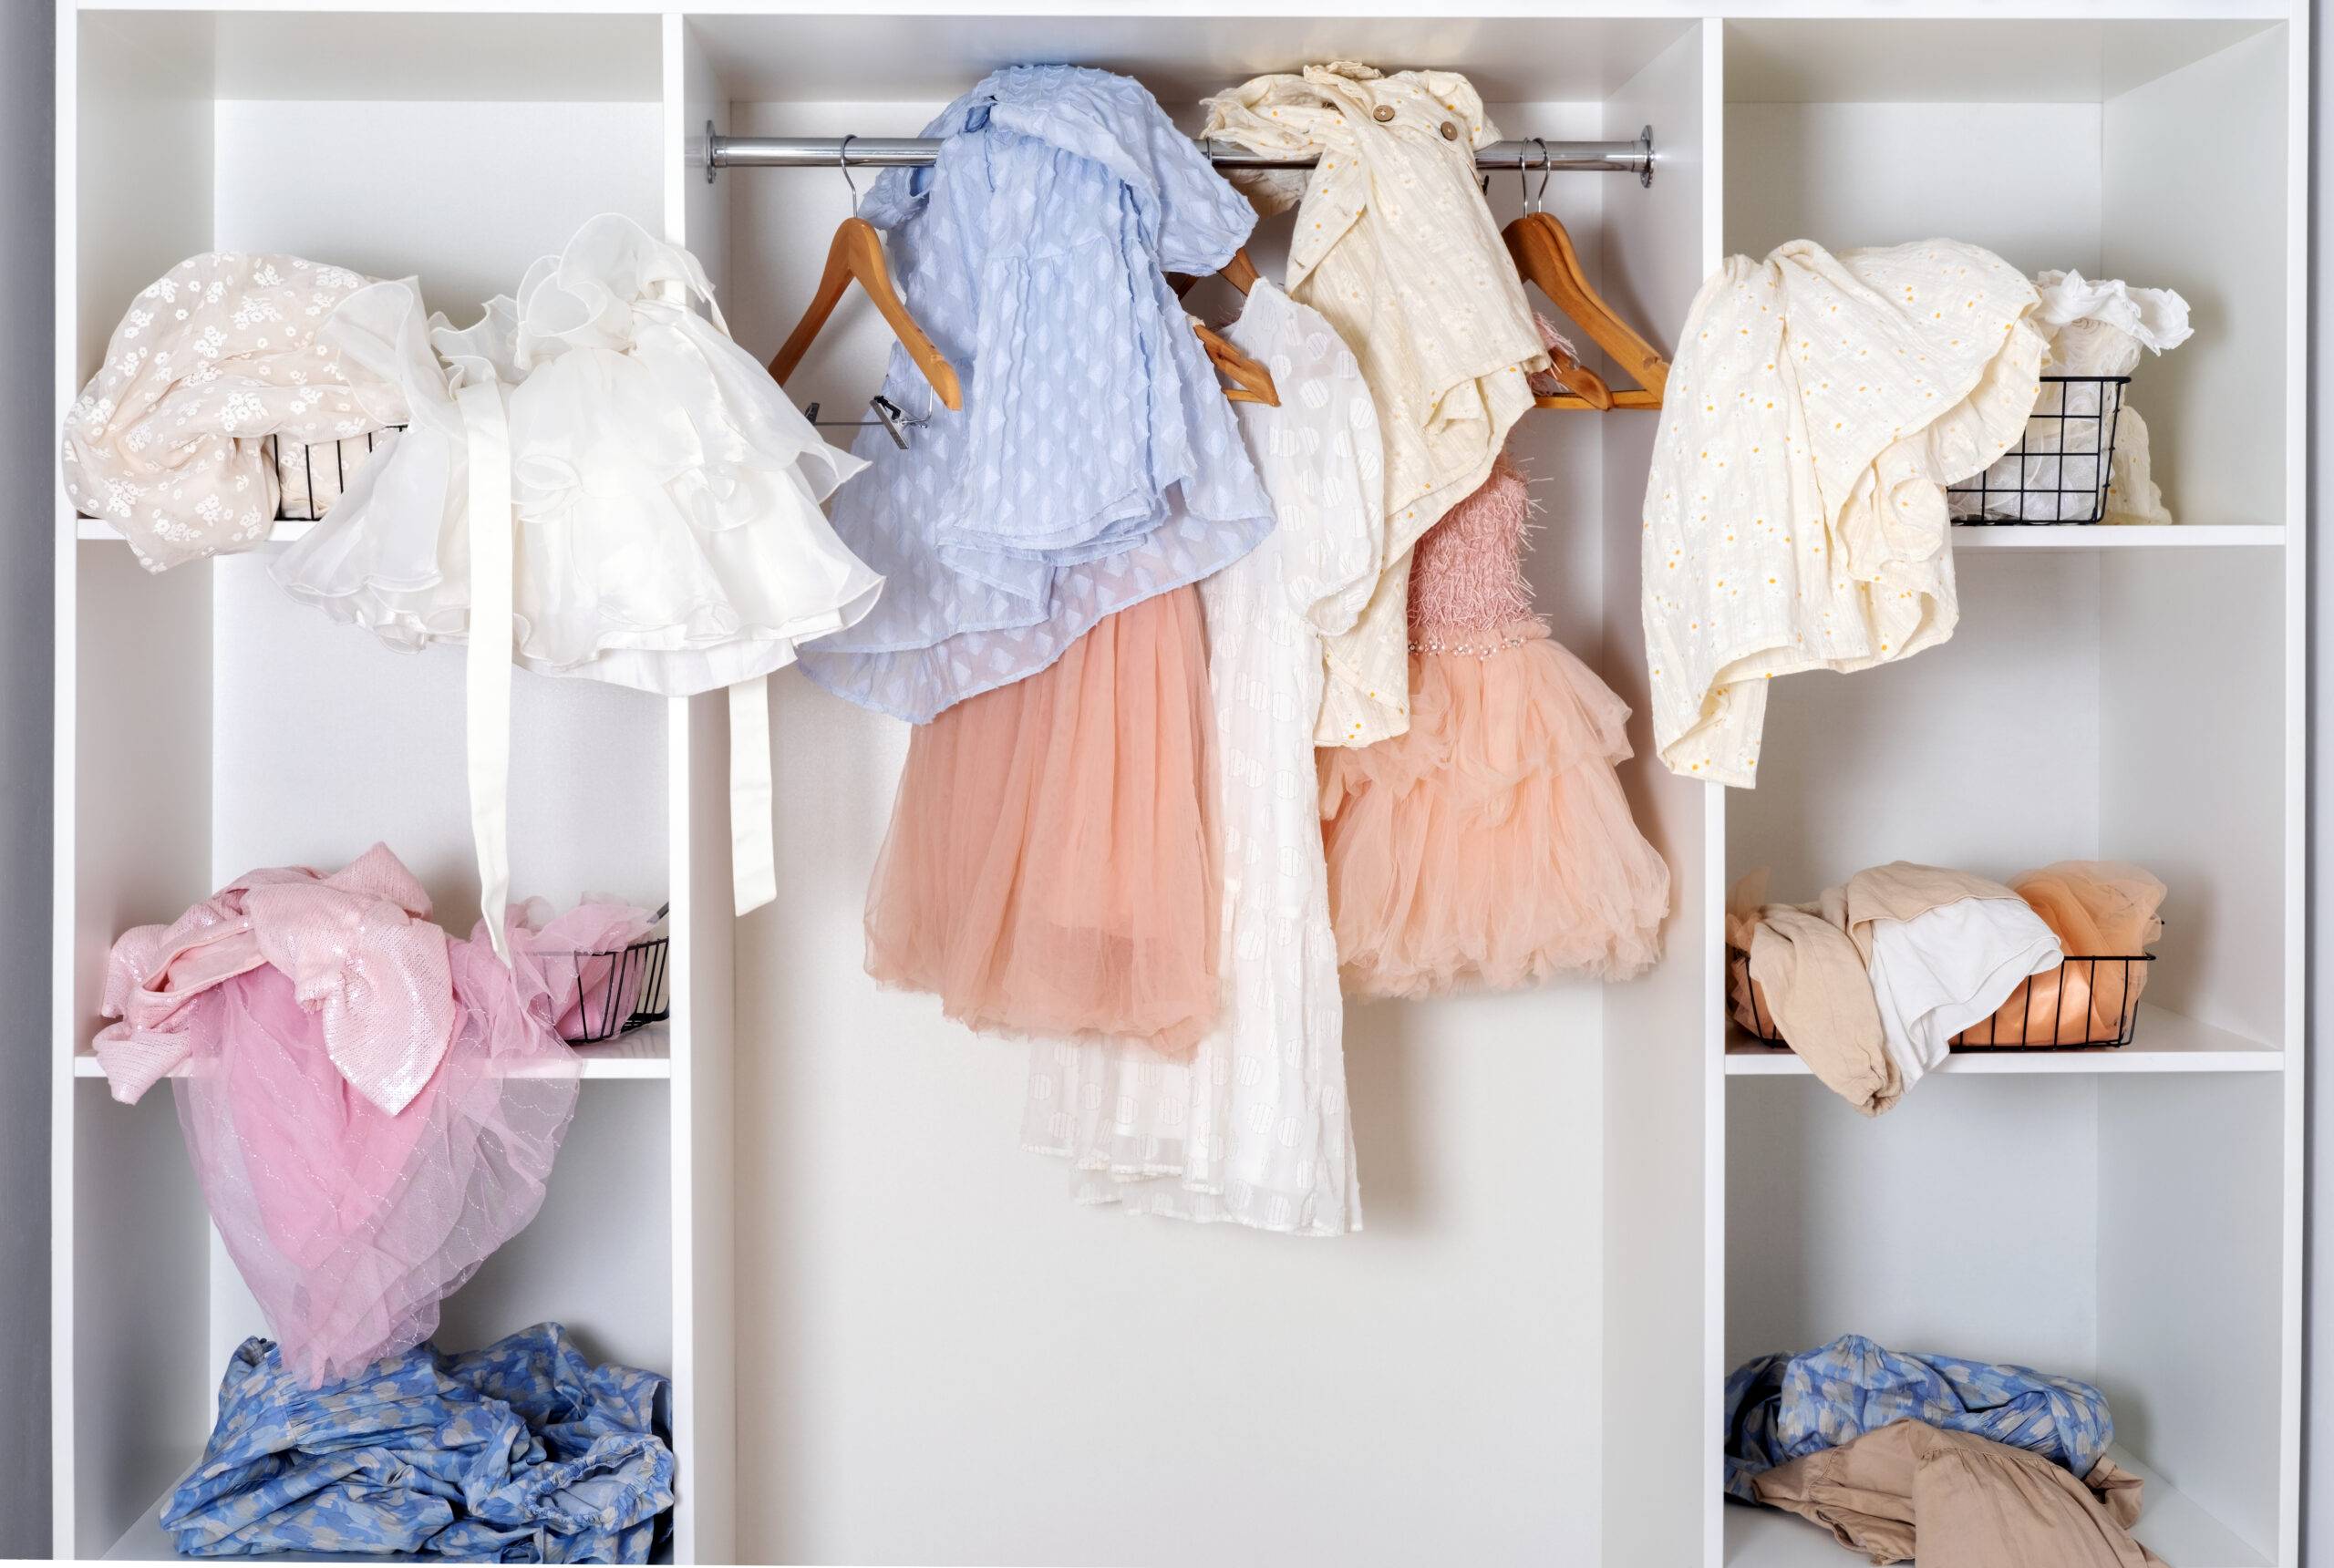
left=1641, top=240, right=2045, bottom=785
left=63, top=253, right=389, bottom=572
left=1203, top=62, right=1547, bottom=747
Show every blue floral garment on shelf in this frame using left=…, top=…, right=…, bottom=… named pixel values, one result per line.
left=163, top=1322, right=673, bottom=1562
left=794, top=64, right=1275, bottom=722
left=1723, top=1333, right=2114, bottom=1502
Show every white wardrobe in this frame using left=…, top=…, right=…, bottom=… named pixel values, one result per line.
left=49, top=6, right=2306, bottom=1566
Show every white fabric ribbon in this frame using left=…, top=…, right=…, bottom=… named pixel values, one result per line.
left=729, top=679, right=777, bottom=915
left=689, top=263, right=780, bottom=918
left=456, top=379, right=515, bottom=963
left=443, top=232, right=791, bottom=936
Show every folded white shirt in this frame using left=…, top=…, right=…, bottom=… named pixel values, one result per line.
left=1867, top=897, right=2064, bottom=1086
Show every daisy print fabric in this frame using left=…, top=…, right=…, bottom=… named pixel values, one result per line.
left=1640, top=239, right=2045, bottom=786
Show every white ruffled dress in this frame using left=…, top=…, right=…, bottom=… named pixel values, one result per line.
left=278, top=212, right=878, bottom=689
left=275, top=214, right=881, bottom=923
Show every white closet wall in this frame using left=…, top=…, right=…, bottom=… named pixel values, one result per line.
left=49, top=7, right=2304, bottom=1568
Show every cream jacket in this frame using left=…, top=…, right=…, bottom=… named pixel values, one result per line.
left=1203, top=63, right=1549, bottom=746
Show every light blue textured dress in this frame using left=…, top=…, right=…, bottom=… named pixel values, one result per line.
left=795, top=66, right=1275, bottom=722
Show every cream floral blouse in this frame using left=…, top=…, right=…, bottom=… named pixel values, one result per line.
left=1640, top=240, right=2045, bottom=786
left=1203, top=62, right=1548, bottom=748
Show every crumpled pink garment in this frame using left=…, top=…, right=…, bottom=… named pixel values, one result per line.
left=92, top=845, right=648, bottom=1385
left=97, top=842, right=454, bottom=1114
left=502, top=896, right=660, bottom=1042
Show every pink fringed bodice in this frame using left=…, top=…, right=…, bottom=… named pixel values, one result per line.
left=1407, top=452, right=1538, bottom=650
left=1407, top=312, right=1576, bottom=653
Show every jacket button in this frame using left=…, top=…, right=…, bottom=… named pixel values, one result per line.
left=1372, top=104, right=1395, bottom=122
left=1440, top=120, right=1460, bottom=140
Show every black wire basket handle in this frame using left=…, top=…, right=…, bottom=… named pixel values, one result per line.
left=563, top=904, right=673, bottom=1045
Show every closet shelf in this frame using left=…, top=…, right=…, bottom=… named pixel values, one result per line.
left=1721, top=1445, right=2268, bottom=1568
left=106, top=1484, right=388, bottom=1562
left=1949, top=524, right=2284, bottom=550
left=1722, top=1005, right=2278, bottom=1076
left=75, top=517, right=314, bottom=545
left=71, top=1024, right=671, bottom=1084
left=567, top=1025, right=673, bottom=1078
left=106, top=1467, right=680, bottom=1563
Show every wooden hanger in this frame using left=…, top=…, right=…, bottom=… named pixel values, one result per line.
left=1168, top=245, right=1261, bottom=299
left=769, top=214, right=963, bottom=411
left=1502, top=170, right=1668, bottom=411
left=1166, top=247, right=1277, bottom=405
left=1193, top=320, right=1277, bottom=405
left=1506, top=210, right=1667, bottom=409
left=1216, top=246, right=1260, bottom=295
left=1537, top=328, right=1616, bottom=410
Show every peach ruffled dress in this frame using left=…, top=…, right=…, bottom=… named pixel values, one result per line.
left=862, top=585, right=1220, bottom=1055
left=1319, top=451, right=1670, bottom=996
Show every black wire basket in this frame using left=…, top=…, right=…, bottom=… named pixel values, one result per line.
left=549, top=930, right=673, bottom=1045
left=267, top=427, right=403, bottom=521
left=1947, top=375, right=2130, bottom=525
left=1728, top=950, right=2156, bottom=1051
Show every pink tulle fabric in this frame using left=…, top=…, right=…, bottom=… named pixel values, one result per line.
left=93, top=846, right=642, bottom=1385
left=96, top=843, right=454, bottom=1113
left=1318, top=452, right=1670, bottom=996
left=503, top=896, right=660, bottom=1042
left=864, top=586, right=1221, bottom=1056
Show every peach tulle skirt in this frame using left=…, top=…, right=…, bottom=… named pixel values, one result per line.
left=1319, top=622, right=1669, bottom=997
left=864, top=586, right=1221, bottom=1055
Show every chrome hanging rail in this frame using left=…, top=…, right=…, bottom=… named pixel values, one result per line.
left=704, top=128, right=1657, bottom=187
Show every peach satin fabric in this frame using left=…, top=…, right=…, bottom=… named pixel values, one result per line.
left=1957, top=861, right=2165, bottom=1046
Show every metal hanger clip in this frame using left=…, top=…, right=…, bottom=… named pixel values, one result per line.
left=803, top=394, right=924, bottom=450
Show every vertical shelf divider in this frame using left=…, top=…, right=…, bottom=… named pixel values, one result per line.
left=665, top=15, right=740, bottom=1562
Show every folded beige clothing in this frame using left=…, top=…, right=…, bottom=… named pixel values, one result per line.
left=1750, top=1419, right=2164, bottom=1568
left=1732, top=862, right=2022, bottom=1115
left=1746, top=903, right=1897, bottom=1114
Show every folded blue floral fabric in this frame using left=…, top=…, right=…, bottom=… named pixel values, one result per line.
left=1724, top=1333, right=2113, bottom=1501
left=164, top=1322, right=672, bottom=1562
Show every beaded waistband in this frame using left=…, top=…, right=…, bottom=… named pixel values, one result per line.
left=1407, top=618, right=1547, bottom=658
